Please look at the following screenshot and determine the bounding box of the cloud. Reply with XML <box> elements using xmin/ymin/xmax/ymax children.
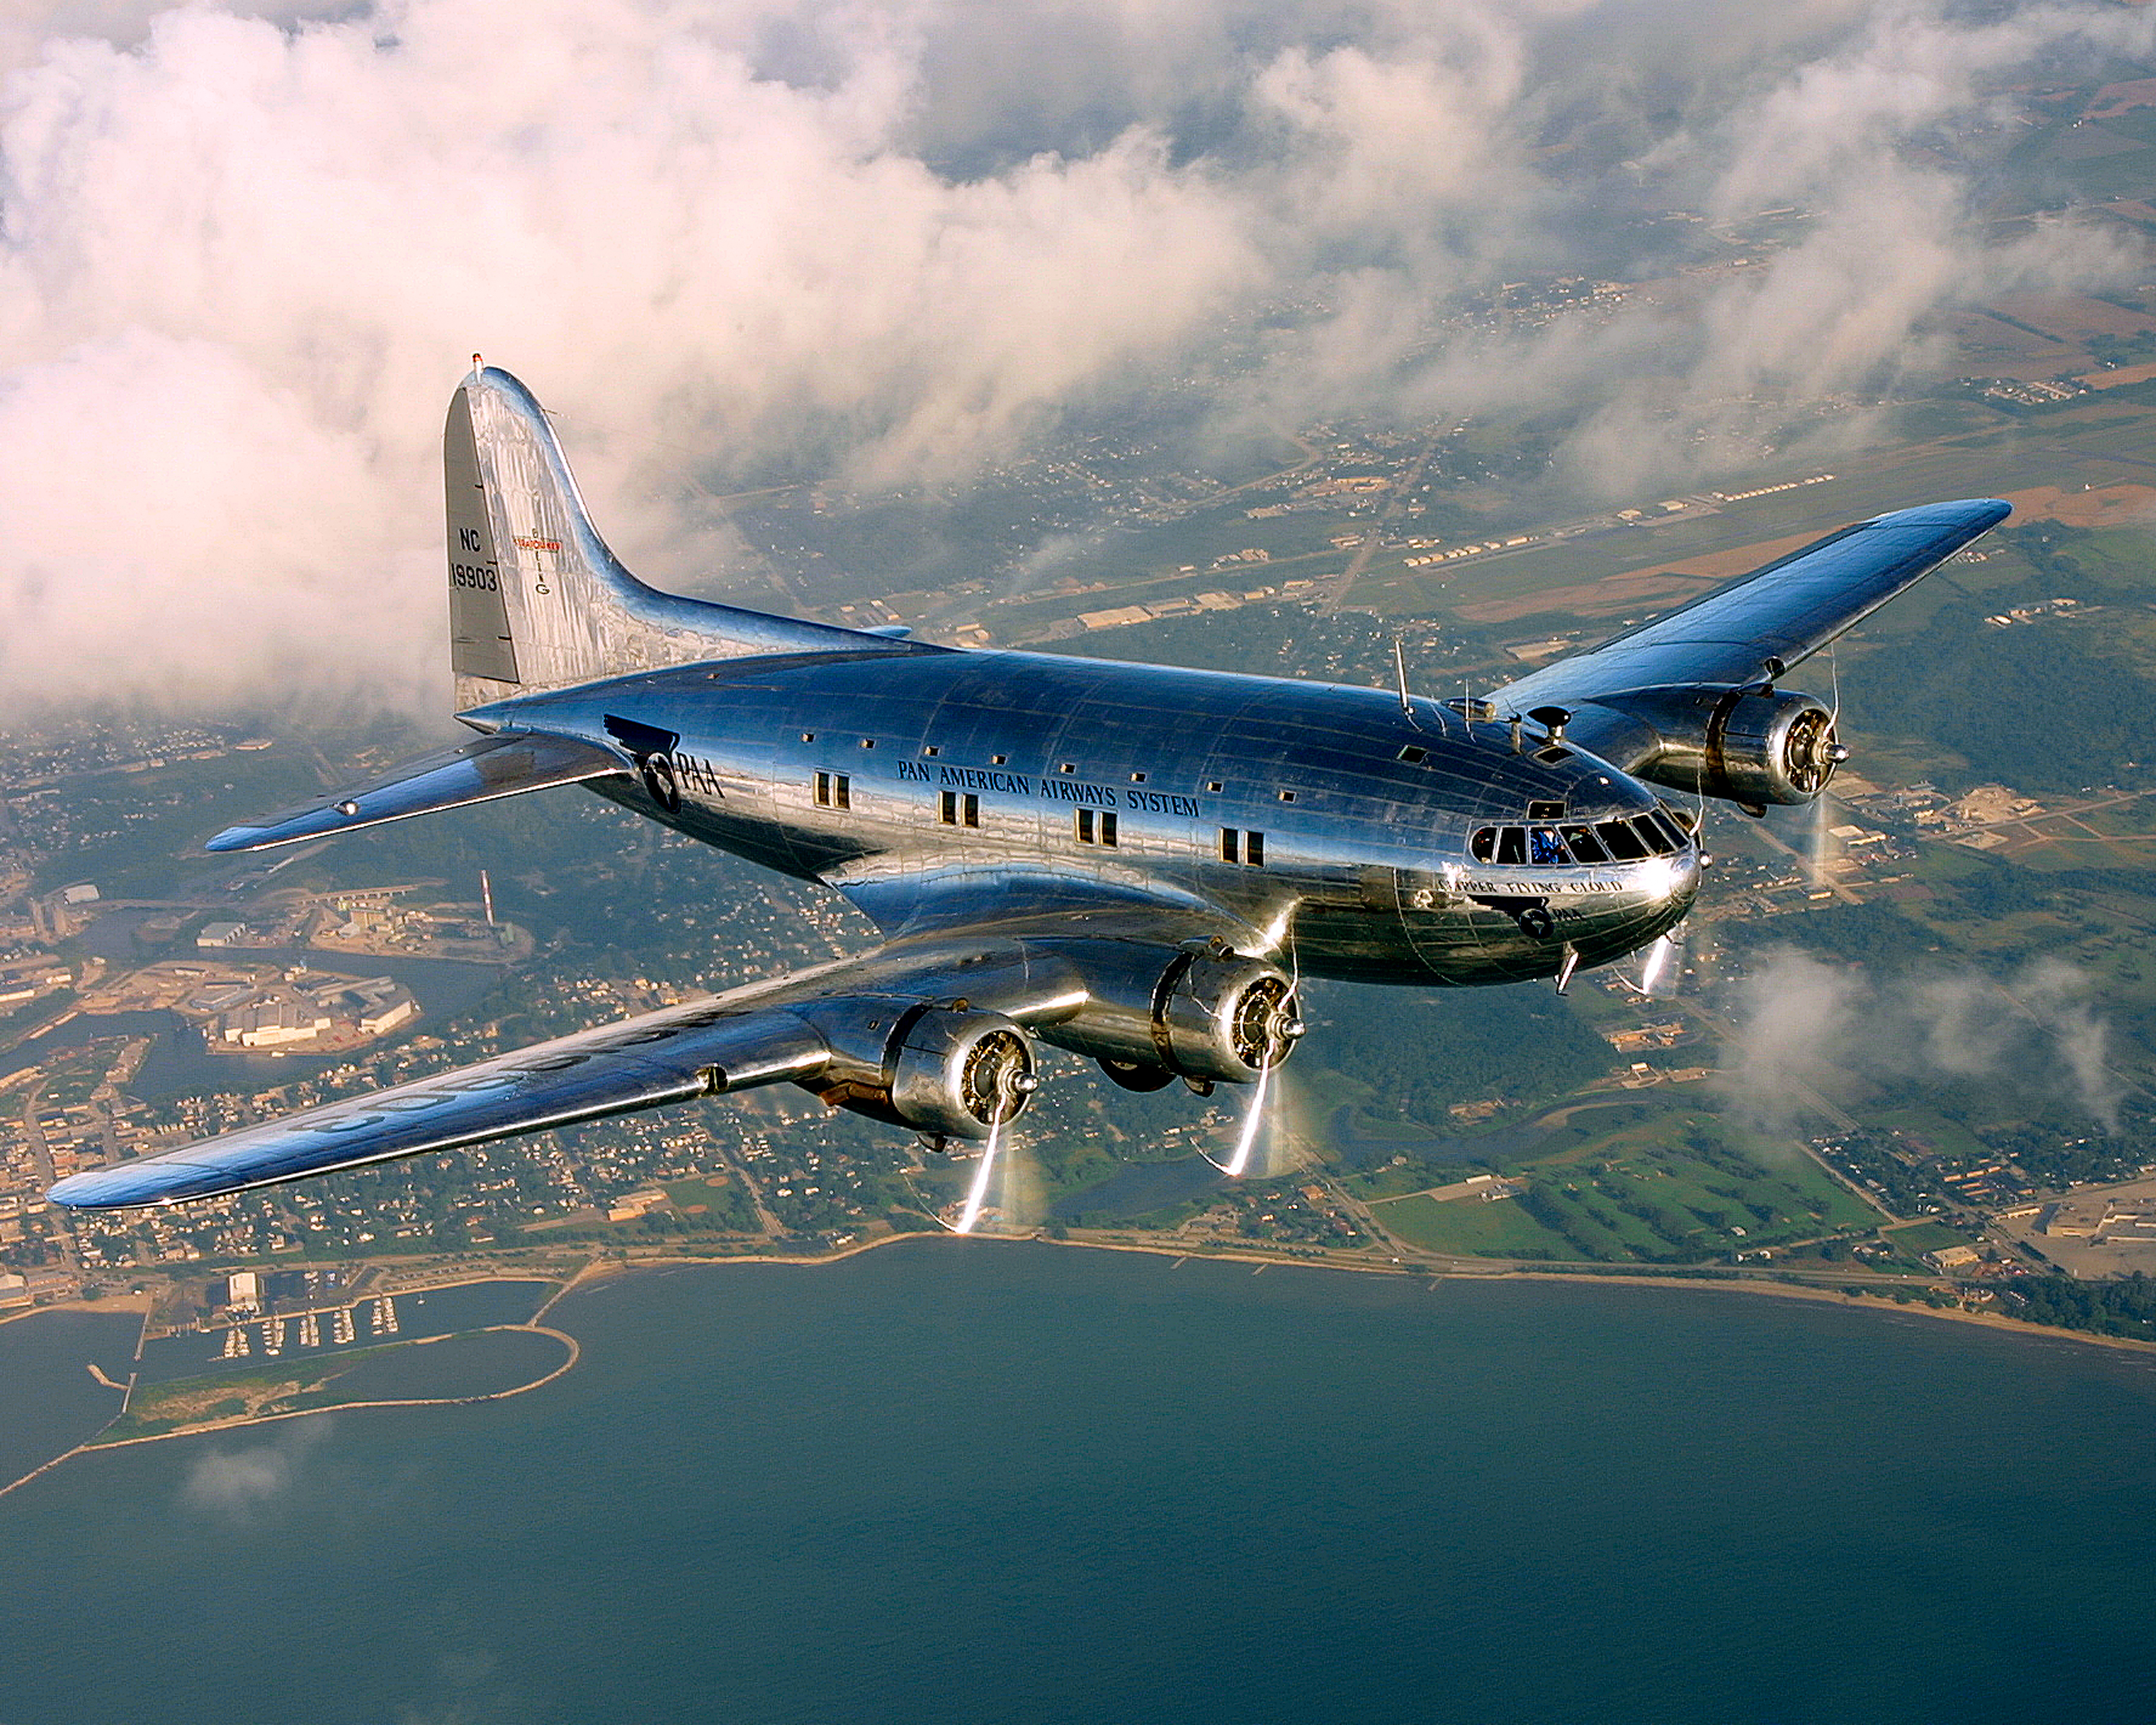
<box><xmin>180</xmin><ymin>1416</ymin><xmax>329</xmax><ymax>1513</ymax></box>
<box><xmin>0</xmin><ymin>0</ymin><xmax>2145</xmax><ymax>713</ymax></box>
<box><xmin>1722</xmin><ymin>949</ymin><xmax>2125</xmax><ymax>1133</ymax></box>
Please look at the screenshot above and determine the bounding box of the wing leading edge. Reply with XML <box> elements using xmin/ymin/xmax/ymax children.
<box><xmin>1488</xmin><ymin>498</ymin><xmax>2011</xmax><ymax>713</ymax></box>
<box><xmin>42</xmin><ymin>909</ymin><xmax>1262</xmax><ymax>1209</ymax></box>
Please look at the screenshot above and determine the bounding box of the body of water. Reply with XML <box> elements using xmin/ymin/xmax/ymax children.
<box><xmin>0</xmin><ymin>1307</ymin><xmax>140</xmax><ymax>1489</ymax></box>
<box><xmin>2</xmin><ymin>1243</ymin><xmax>2153</xmax><ymax>1723</ymax></box>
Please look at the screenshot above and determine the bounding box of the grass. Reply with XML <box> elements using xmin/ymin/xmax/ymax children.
<box><xmin>1883</xmin><ymin>1220</ymin><xmax>1975</xmax><ymax>1254</ymax></box>
<box><xmin>97</xmin><ymin>1344</ymin><xmax>404</xmax><ymax>1441</ymax></box>
<box><xmin>1377</xmin><ymin>1193</ymin><xmax>1581</xmax><ymax>1258</ymax></box>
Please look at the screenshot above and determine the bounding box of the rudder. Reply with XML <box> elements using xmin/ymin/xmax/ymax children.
<box><xmin>443</xmin><ymin>361</ymin><xmax>917</xmax><ymax>712</ymax></box>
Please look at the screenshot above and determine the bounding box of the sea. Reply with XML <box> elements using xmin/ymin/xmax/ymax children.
<box><xmin>2</xmin><ymin>1241</ymin><xmax>2153</xmax><ymax>1724</ymax></box>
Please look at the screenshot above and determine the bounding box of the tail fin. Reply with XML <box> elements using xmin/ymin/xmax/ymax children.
<box><xmin>444</xmin><ymin>364</ymin><xmax>914</xmax><ymax>710</ymax></box>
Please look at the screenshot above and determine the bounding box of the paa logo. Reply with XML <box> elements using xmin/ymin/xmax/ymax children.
<box><xmin>604</xmin><ymin>714</ymin><xmax>683</xmax><ymax>813</ymax></box>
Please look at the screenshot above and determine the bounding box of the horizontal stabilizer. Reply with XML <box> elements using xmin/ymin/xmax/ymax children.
<box><xmin>204</xmin><ymin>730</ymin><xmax>627</xmax><ymax>853</ymax></box>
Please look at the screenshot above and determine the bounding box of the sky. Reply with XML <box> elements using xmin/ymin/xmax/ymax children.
<box><xmin>0</xmin><ymin>0</ymin><xmax>2149</xmax><ymax>714</ymax></box>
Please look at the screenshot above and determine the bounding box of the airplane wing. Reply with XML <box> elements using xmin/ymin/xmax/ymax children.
<box><xmin>205</xmin><ymin>730</ymin><xmax>628</xmax><ymax>854</ymax></box>
<box><xmin>43</xmin><ymin>901</ymin><xmax>1262</xmax><ymax>1210</ymax></box>
<box><xmin>1486</xmin><ymin>499</ymin><xmax>2010</xmax><ymax>713</ymax></box>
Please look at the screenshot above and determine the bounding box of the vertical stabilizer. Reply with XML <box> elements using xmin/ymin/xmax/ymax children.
<box><xmin>444</xmin><ymin>365</ymin><xmax>923</xmax><ymax>712</ymax></box>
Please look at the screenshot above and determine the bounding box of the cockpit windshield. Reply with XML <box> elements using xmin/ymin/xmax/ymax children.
<box><xmin>1470</xmin><ymin>809</ymin><xmax>1689</xmax><ymax>866</ymax></box>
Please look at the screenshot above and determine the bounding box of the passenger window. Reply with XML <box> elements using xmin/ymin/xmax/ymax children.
<box><xmin>1529</xmin><ymin>827</ymin><xmax>1569</xmax><ymax>866</ymax></box>
<box><xmin>1598</xmin><ymin>819</ymin><xmax>1647</xmax><ymax>860</ymax></box>
<box><xmin>1496</xmin><ymin>827</ymin><xmax>1527</xmax><ymax>865</ymax></box>
<box><xmin>1649</xmin><ymin>809</ymin><xmax>1689</xmax><ymax>852</ymax></box>
<box><xmin>1560</xmin><ymin>824</ymin><xmax>1608</xmax><ymax>863</ymax></box>
<box><xmin>1471</xmin><ymin>828</ymin><xmax>1496</xmax><ymax>862</ymax></box>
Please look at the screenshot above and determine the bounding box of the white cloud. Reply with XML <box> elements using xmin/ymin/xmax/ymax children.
<box><xmin>1723</xmin><ymin>949</ymin><xmax>2125</xmax><ymax>1133</ymax></box>
<box><xmin>0</xmin><ymin>0</ymin><xmax>2144</xmax><ymax>712</ymax></box>
<box><xmin>180</xmin><ymin>1416</ymin><xmax>329</xmax><ymax>1513</ymax></box>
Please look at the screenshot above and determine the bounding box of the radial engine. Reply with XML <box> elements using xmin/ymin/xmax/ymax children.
<box><xmin>794</xmin><ymin>1001</ymin><xmax>1039</xmax><ymax>1139</ymax></box>
<box><xmin>1040</xmin><ymin>944</ymin><xmax>1306</xmax><ymax>1094</ymax></box>
<box><xmin>1554</xmin><ymin>681</ymin><xmax>1848</xmax><ymax>812</ymax></box>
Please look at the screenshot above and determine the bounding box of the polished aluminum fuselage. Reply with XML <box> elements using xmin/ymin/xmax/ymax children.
<box><xmin>468</xmin><ymin>647</ymin><xmax>1699</xmax><ymax>986</ymax></box>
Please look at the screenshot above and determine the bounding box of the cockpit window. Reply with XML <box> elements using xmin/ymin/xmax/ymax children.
<box><xmin>1560</xmin><ymin>823</ymin><xmax>1609</xmax><ymax>863</ymax></box>
<box><xmin>1645</xmin><ymin>809</ymin><xmax>1689</xmax><ymax>853</ymax></box>
<box><xmin>1471</xmin><ymin>813</ymin><xmax>1689</xmax><ymax>866</ymax></box>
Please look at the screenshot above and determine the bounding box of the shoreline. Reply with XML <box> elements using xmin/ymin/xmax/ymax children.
<box><xmin>0</xmin><ymin>1322</ymin><xmax>578</xmax><ymax>1500</ymax></box>
<box><xmin>579</xmin><ymin>1227</ymin><xmax>2156</xmax><ymax>1358</ymax></box>
<box><xmin>7</xmin><ymin>1232</ymin><xmax>2152</xmax><ymax>1501</ymax></box>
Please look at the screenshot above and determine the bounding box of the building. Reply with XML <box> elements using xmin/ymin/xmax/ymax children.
<box><xmin>195</xmin><ymin>921</ymin><xmax>248</xmax><ymax>949</ymax></box>
<box><xmin>218</xmin><ymin>999</ymin><xmax>332</xmax><ymax>1047</ymax></box>
<box><xmin>225</xmin><ymin>1271</ymin><xmax>261</xmax><ymax>1311</ymax></box>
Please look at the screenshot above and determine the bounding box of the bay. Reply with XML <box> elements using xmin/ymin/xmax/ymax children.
<box><xmin>2</xmin><ymin>1242</ymin><xmax>2153</xmax><ymax>1724</ymax></box>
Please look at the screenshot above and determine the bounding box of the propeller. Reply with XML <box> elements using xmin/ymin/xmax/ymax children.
<box><xmin>1205</xmin><ymin>937</ymin><xmax>1304</xmax><ymax>1179</ymax></box>
<box><xmin>945</xmin><ymin>1053</ymin><xmax>1034</xmax><ymax>1234</ymax></box>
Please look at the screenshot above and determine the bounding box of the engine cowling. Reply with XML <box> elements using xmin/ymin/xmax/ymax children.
<box><xmin>799</xmin><ymin>1003</ymin><xmax>1038</xmax><ymax>1140</ymax></box>
<box><xmin>1042</xmin><ymin>947</ymin><xmax>1305</xmax><ymax>1084</ymax></box>
<box><xmin>1564</xmin><ymin>684</ymin><xmax>1845</xmax><ymax>809</ymax></box>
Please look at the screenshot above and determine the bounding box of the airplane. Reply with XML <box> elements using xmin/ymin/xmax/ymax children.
<box><xmin>45</xmin><ymin>363</ymin><xmax>2009</xmax><ymax>1211</ymax></box>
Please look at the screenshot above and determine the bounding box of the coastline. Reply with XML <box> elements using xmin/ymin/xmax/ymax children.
<box><xmin>579</xmin><ymin>1226</ymin><xmax>2156</xmax><ymax>1358</ymax></box>
<box><xmin>6</xmin><ymin>1230</ymin><xmax>2151</xmax><ymax>1503</ymax></box>
<box><xmin>0</xmin><ymin>1322</ymin><xmax>578</xmax><ymax>1501</ymax></box>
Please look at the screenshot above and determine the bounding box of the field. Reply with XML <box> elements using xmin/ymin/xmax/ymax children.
<box><xmin>1375</xmin><ymin>1193</ymin><xmax>1578</xmax><ymax>1257</ymax></box>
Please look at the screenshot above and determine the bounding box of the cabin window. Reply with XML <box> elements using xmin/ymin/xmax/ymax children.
<box><xmin>990</xmin><ymin>755</ymin><xmax>1007</xmax><ymax>765</ymax></box>
<box><xmin>944</xmin><ymin>791</ymin><xmax>979</xmax><ymax>827</ymax></box>
<box><xmin>1207</xmin><ymin>780</ymin><xmax>1224</xmax><ymax>793</ymax></box>
<box><xmin>1131</xmin><ymin>772</ymin><xmax>1147</xmax><ymax>784</ymax></box>
<box><xmin>1220</xmin><ymin>828</ymin><xmax>1239</xmax><ymax>864</ymax></box>
<box><xmin>1278</xmin><ymin>790</ymin><xmax>1297</xmax><ymax>803</ymax></box>
<box><xmin>1495</xmin><ymin>827</ymin><xmax>1527</xmax><ymax>866</ymax></box>
<box><xmin>963</xmin><ymin>793</ymin><xmax>980</xmax><ymax>827</ymax></box>
<box><xmin>1529</xmin><ymin>827</ymin><xmax>1568</xmax><ymax>865</ymax></box>
<box><xmin>923</xmin><ymin>745</ymin><xmax>941</xmax><ymax>758</ymax></box>
<box><xmin>1246</xmin><ymin>830</ymin><xmax>1265</xmax><ymax>867</ymax></box>
<box><xmin>1527</xmin><ymin>801</ymin><xmax>1565</xmax><ymax>821</ymax></box>
<box><xmin>815</xmin><ymin>772</ymin><xmax>851</xmax><ymax>810</ymax></box>
<box><xmin>860</xmin><ymin>738</ymin><xmax>875</xmax><ymax>749</ymax></box>
<box><xmin>941</xmin><ymin>790</ymin><xmax>958</xmax><ymax>825</ymax></box>
<box><xmin>1060</xmin><ymin>763</ymin><xmax>1076</xmax><ymax>774</ymax></box>
<box><xmin>1471</xmin><ymin>827</ymin><xmax>1496</xmax><ymax>862</ymax></box>
<box><xmin>1397</xmin><ymin>745</ymin><xmax>1427</xmax><ymax>764</ymax></box>
<box><xmin>1077</xmin><ymin>810</ymin><xmax>1119</xmax><ymax>846</ymax></box>
<box><xmin>801</xmin><ymin>732</ymin><xmax>815</xmax><ymax>743</ymax></box>
<box><xmin>1598</xmin><ymin>819</ymin><xmax>1649</xmax><ymax>861</ymax></box>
